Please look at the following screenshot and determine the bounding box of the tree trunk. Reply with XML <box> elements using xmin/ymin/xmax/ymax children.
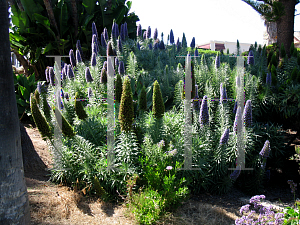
<box><xmin>70</xmin><ymin>0</ymin><xmax>78</xmax><ymax>37</ymax></box>
<box><xmin>12</xmin><ymin>48</ymin><xmax>31</xmax><ymax>77</ymax></box>
<box><xmin>277</xmin><ymin>0</ymin><xmax>297</xmax><ymax>57</ymax></box>
<box><xmin>43</xmin><ymin>0</ymin><xmax>60</xmax><ymax>39</ymax></box>
<box><xmin>0</xmin><ymin>1</ymin><xmax>30</xmax><ymax>224</ymax></box>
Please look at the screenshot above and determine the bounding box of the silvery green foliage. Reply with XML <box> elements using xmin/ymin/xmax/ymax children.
<box><xmin>199</xmin><ymin>95</ymin><xmax>209</xmax><ymax>126</ymax></box>
<box><xmin>146</xmin><ymin>26</ymin><xmax>151</xmax><ymax>39</ymax></box>
<box><xmin>76</xmin><ymin>40</ymin><xmax>83</xmax><ymax>59</ymax></box>
<box><xmin>76</xmin><ymin>49</ymin><xmax>82</xmax><ymax>63</ymax></box>
<box><xmin>190</xmin><ymin>37</ymin><xmax>195</xmax><ymax>48</ymax></box>
<box><xmin>247</xmin><ymin>50</ymin><xmax>254</xmax><ymax>65</ymax></box>
<box><xmin>85</xmin><ymin>67</ymin><xmax>93</xmax><ymax>82</ymax></box>
<box><xmin>67</xmin><ymin>64</ymin><xmax>74</xmax><ymax>79</ymax></box>
<box><xmin>243</xmin><ymin>100</ymin><xmax>252</xmax><ymax>127</ymax></box>
<box><xmin>259</xmin><ymin>140</ymin><xmax>271</xmax><ymax>158</ymax></box>
<box><xmin>220</xmin><ymin>128</ymin><xmax>230</xmax><ymax>145</ymax></box>
<box><xmin>215</xmin><ymin>54</ymin><xmax>220</xmax><ymax>68</ymax></box>
<box><xmin>266</xmin><ymin>72</ymin><xmax>272</xmax><ymax>86</ymax></box>
<box><xmin>91</xmin><ymin>52</ymin><xmax>97</xmax><ymax>67</ymax></box>
<box><xmin>49</xmin><ymin>67</ymin><xmax>55</xmax><ymax>86</ymax></box>
<box><xmin>69</xmin><ymin>49</ymin><xmax>76</xmax><ymax>68</ymax></box>
<box><xmin>153</xmin><ymin>28</ymin><xmax>158</xmax><ymax>40</ymax></box>
<box><xmin>170</xmin><ymin>29</ymin><xmax>174</xmax><ymax>44</ymax></box>
<box><xmin>137</xmin><ymin>24</ymin><xmax>142</xmax><ymax>37</ymax></box>
<box><xmin>118</xmin><ymin>61</ymin><xmax>125</xmax><ymax>75</ymax></box>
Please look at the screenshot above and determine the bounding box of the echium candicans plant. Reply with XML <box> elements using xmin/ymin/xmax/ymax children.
<box><xmin>234</xmin><ymin>106</ymin><xmax>242</xmax><ymax>134</ymax></box>
<box><xmin>76</xmin><ymin>49</ymin><xmax>82</xmax><ymax>64</ymax></box>
<box><xmin>101</xmin><ymin>33</ymin><xmax>107</xmax><ymax>48</ymax></box>
<box><xmin>120</xmin><ymin>24</ymin><xmax>125</xmax><ymax>41</ymax></box>
<box><xmin>193</xmin><ymin>84</ymin><xmax>200</xmax><ymax>111</ymax></box>
<box><xmin>100</xmin><ymin>68</ymin><xmax>107</xmax><ymax>84</ymax></box>
<box><xmin>45</xmin><ymin>67</ymin><xmax>49</xmax><ymax>82</ymax></box>
<box><xmin>138</xmin><ymin>85</ymin><xmax>147</xmax><ymax>111</ymax></box>
<box><xmin>159</xmin><ymin>40</ymin><xmax>165</xmax><ymax>50</ymax></box>
<box><xmin>220</xmin><ymin>128</ymin><xmax>230</xmax><ymax>145</ymax></box>
<box><xmin>117</xmin><ymin>36</ymin><xmax>122</xmax><ymax>52</ymax></box>
<box><xmin>137</xmin><ymin>42</ymin><xmax>140</xmax><ymax>50</ymax></box>
<box><xmin>124</xmin><ymin>22</ymin><xmax>128</xmax><ymax>37</ymax></box>
<box><xmin>154</xmin><ymin>42</ymin><xmax>159</xmax><ymax>50</ymax></box>
<box><xmin>91</xmin><ymin>52</ymin><xmax>97</xmax><ymax>67</ymax></box>
<box><xmin>247</xmin><ymin>50</ymin><xmax>254</xmax><ymax>65</ymax></box>
<box><xmin>190</xmin><ymin>37</ymin><xmax>195</xmax><ymax>48</ymax></box>
<box><xmin>153</xmin><ymin>28</ymin><xmax>158</xmax><ymax>40</ymax></box>
<box><xmin>146</xmin><ymin>26</ymin><xmax>151</xmax><ymax>39</ymax></box>
<box><xmin>259</xmin><ymin>140</ymin><xmax>271</xmax><ymax>158</ymax></box>
<box><xmin>148</xmin><ymin>43</ymin><xmax>152</xmax><ymax>50</ymax></box>
<box><xmin>137</xmin><ymin>24</ymin><xmax>142</xmax><ymax>37</ymax></box>
<box><xmin>194</xmin><ymin>49</ymin><xmax>198</xmax><ymax>56</ymax></box>
<box><xmin>118</xmin><ymin>61</ymin><xmax>125</xmax><ymax>75</ymax></box>
<box><xmin>152</xmin><ymin>80</ymin><xmax>165</xmax><ymax>118</ymax></box>
<box><xmin>103</xmin><ymin>61</ymin><xmax>107</xmax><ymax>71</ymax></box>
<box><xmin>85</xmin><ymin>67</ymin><xmax>93</xmax><ymax>82</ymax></box>
<box><xmin>92</xmin><ymin>34</ymin><xmax>98</xmax><ymax>55</ymax></box>
<box><xmin>220</xmin><ymin>82</ymin><xmax>227</xmax><ymax>103</ymax></box>
<box><xmin>215</xmin><ymin>54</ymin><xmax>220</xmax><ymax>68</ymax></box>
<box><xmin>182</xmin><ymin>33</ymin><xmax>187</xmax><ymax>48</ymax></box>
<box><xmin>92</xmin><ymin>21</ymin><xmax>99</xmax><ymax>40</ymax></box>
<box><xmin>107</xmin><ymin>41</ymin><xmax>115</xmax><ymax>56</ymax></box>
<box><xmin>49</xmin><ymin>67</ymin><xmax>55</xmax><ymax>86</ymax></box>
<box><xmin>199</xmin><ymin>95</ymin><xmax>209</xmax><ymax>126</ymax></box>
<box><xmin>103</xmin><ymin>27</ymin><xmax>109</xmax><ymax>41</ymax></box>
<box><xmin>113</xmin><ymin>21</ymin><xmax>119</xmax><ymax>39</ymax></box>
<box><xmin>118</xmin><ymin>76</ymin><xmax>134</xmax><ymax>132</ymax></box>
<box><xmin>67</xmin><ymin>65</ymin><xmax>75</xmax><ymax>79</ymax></box>
<box><xmin>143</xmin><ymin>31</ymin><xmax>146</xmax><ymax>39</ymax></box>
<box><xmin>76</xmin><ymin>40</ymin><xmax>83</xmax><ymax>60</ymax></box>
<box><xmin>69</xmin><ymin>49</ymin><xmax>76</xmax><ymax>68</ymax></box>
<box><xmin>115</xmin><ymin>57</ymin><xmax>119</xmax><ymax>68</ymax></box>
<box><xmin>170</xmin><ymin>29</ymin><xmax>174</xmax><ymax>44</ymax></box>
<box><xmin>243</xmin><ymin>100</ymin><xmax>252</xmax><ymax>127</ymax></box>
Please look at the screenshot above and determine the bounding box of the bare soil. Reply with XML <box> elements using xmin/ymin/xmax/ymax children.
<box><xmin>23</xmin><ymin>123</ymin><xmax>300</xmax><ymax>225</ymax></box>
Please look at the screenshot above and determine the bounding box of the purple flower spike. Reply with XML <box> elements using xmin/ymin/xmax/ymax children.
<box><xmin>259</xmin><ymin>140</ymin><xmax>271</xmax><ymax>158</ymax></box>
<box><xmin>199</xmin><ymin>95</ymin><xmax>209</xmax><ymax>126</ymax></box>
<box><xmin>92</xmin><ymin>22</ymin><xmax>98</xmax><ymax>39</ymax></box>
<box><xmin>159</xmin><ymin>40</ymin><xmax>165</xmax><ymax>50</ymax></box>
<box><xmin>118</xmin><ymin>61</ymin><xmax>125</xmax><ymax>75</ymax></box>
<box><xmin>194</xmin><ymin>49</ymin><xmax>198</xmax><ymax>56</ymax></box>
<box><xmin>154</xmin><ymin>42</ymin><xmax>159</xmax><ymax>50</ymax></box>
<box><xmin>69</xmin><ymin>49</ymin><xmax>76</xmax><ymax>68</ymax></box>
<box><xmin>37</xmin><ymin>82</ymin><xmax>42</xmax><ymax>94</ymax></box>
<box><xmin>220</xmin><ymin>83</ymin><xmax>227</xmax><ymax>103</ymax></box>
<box><xmin>92</xmin><ymin>34</ymin><xmax>98</xmax><ymax>55</ymax></box>
<box><xmin>49</xmin><ymin>67</ymin><xmax>55</xmax><ymax>86</ymax></box>
<box><xmin>230</xmin><ymin>165</ymin><xmax>241</xmax><ymax>181</ymax></box>
<box><xmin>76</xmin><ymin>40</ymin><xmax>83</xmax><ymax>60</ymax></box>
<box><xmin>247</xmin><ymin>50</ymin><xmax>254</xmax><ymax>65</ymax></box>
<box><xmin>153</xmin><ymin>28</ymin><xmax>158</xmax><ymax>40</ymax></box>
<box><xmin>114</xmin><ymin>22</ymin><xmax>119</xmax><ymax>39</ymax></box>
<box><xmin>101</xmin><ymin>33</ymin><xmax>107</xmax><ymax>48</ymax></box>
<box><xmin>88</xmin><ymin>87</ymin><xmax>93</xmax><ymax>99</ymax></box>
<box><xmin>147</xmin><ymin>26</ymin><xmax>151</xmax><ymax>39</ymax></box>
<box><xmin>117</xmin><ymin>36</ymin><xmax>122</xmax><ymax>52</ymax></box>
<box><xmin>143</xmin><ymin>31</ymin><xmax>146</xmax><ymax>39</ymax></box>
<box><xmin>266</xmin><ymin>72</ymin><xmax>272</xmax><ymax>86</ymax></box>
<box><xmin>76</xmin><ymin>49</ymin><xmax>82</xmax><ymax>63</ymax></box>
<box><xmin>243</xmin><ymin>100</ymin><xmax>252</xmax><ymax>127</ymax></box>
<box><xmin>215</xmin><ymin>54</ymin><xmax>220</xmax><ymax>68</ymax></box>
<box><xmin>67</xmin><ymin>64</ymin><xmax>74</xmax><ymax>79</ymax></box>
<box><xmin>170</xmin><ymin>29</ymin><xmax>174</xmax><ymax>44</ymax></box>
<box><xmin>137</xmin><ymin>24</ymin><xmax>142</xmax><ymax>37</ymax></box>
<box><xmin>220</xmin><ymin>128</ymin><xmax>230</xmax><ymax>145</ymax></box>
<box><xmin>176</xmin><ymin>38</ymin><xmax>181</xmax><ymax>51</ymax></box>
<box><xmin>124</xmin><ymin>22</ymin><xmax>128</xmax><ymax>37</ymax></box>
<box><xmin>103</xmin><ymin>61</ymin><xmax>107</xmax><ymax>71</ymax></box>
<box><xmin>103</xmin><ymin>27</ymin><xmax>109</xmax><ymax>40</ymax></box>
<box><xmin>149</xmin><ymin>43</ymin><xmax>153</xmax><ymax>50</ymax></box>
<box><xmin>190</xmin><ymin>37</ymin><xmax>195</xmax><ymax>48</ymax></box>
<box><xmin>115</xmin><ymin>57</ymin><xmax>119</xmax><ymax>69</ymax></box>
<box><xmin>137</xmin><ymin>42</ymin><xmax>140</xmax><ymax>50</ymax></box>
<box><xmin>85</xmin><ymin>67</ymin><xmax>93</xmax><ymax>82</ymax></box>
<box><xmin>91</xmin><ymin>52</ymin><xmax>97</xmax><ymax>67</ymax></box>
<box><xmin>120</xmin><ymin>24</ymin><xmax>125</xmax><ymax>41</ymax></box>
<box><xmin>234</xmin><ymin>106</ymin><xmax>242</xmax><ymax>133</ymax></box>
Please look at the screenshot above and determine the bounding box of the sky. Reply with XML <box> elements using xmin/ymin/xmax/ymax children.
<box><xmin>129</xmin><ymin>0</ymin><xmax>300</xmax><ymax>46</ymax></box>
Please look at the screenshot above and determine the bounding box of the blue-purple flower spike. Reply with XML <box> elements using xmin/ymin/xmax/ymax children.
<box><xmin>120</xmin><ymin>24</ymin><xmax>125</xmax><ymax>41</ymax></box>
<box><xmin>190</xmin><ymin>37</ymin><xmax>195</xmax><ymax>48</ymax></box>
<box><xmin>147</xmin><ymin>26</ymin><xmax>151</xmax><ymax>39</ymax></box>
<box><xmin>199</xmin><ymin>95</ymin><xmax>209</xmax><ymax>126</ymax></box>
<box><xmin>154</xmin><ymin>42</ymin><xmax>159</xmax><ymax>50</ymax></box>
<box><xmin>92</xmin><ymin>34</ymin><xmax>98</xmax><ymax>55</ymax></box>
<box><xmin>266</xmin><ymin>72</ymin><xmax>272</xmax><ymax>86</ymax></box>
<box><xmin>101</xmin><ymin>33</ymin><xmax>107</xmax><ymax>49</ymax></box>
<box><xmin>149</xmin><ymin>43</ymin><xmax>153</xmax><ymax>50</ymax></box>
<box><xmin>67</xmin><ymin>65</ymin><xmax>74</xmax><ymax>79</ymax></box>
<box><xmin>176</xmin><ymin>38</ymin><xmax>181</xmax><ymax>51</ymax></box>
<box><xmin>153</xmin><ymin>28</ymin><xmax>158</xmax><ymax>40</ymax></box>
<box><xmin>49</xmin><ymin>67</ymin><xmax>55</xmax><ymax>86</ymax></box>
<box><xmin>117</xmin><ymin>36</ymin><xmax>122</xmax><ymax>52</ymax></box>
<box><xmin>220</xmin><ymin>83</ymin><xmax>227</xmax><ymax>103</ymax></box>
<box><xmin>62</xmin><ymin>66</ymin><xmax>66</xmax><ymax>80</ymax></box>
<box><xmin>118</xmin><ymin>61</ymin><xmax>125</xmax><ymax>75</ymax></box>
<box><xmin>124</xmin><ymin>22</ymin><xmax>128</xmax><ymax>37</ymax></box>
<box><xmin>220</xmin><ymin>128</ymin><xmax>230</xmax><ymax>145</ymax></box>
<box><xmin>247</xmin><ymin>50</ymin><xmax>254</xmax><ymax>65</ymax></box>
<box><xmin>85</xmin><ymin>67</ymin><xmax>93</xmax><ymax>82</ymax></box>
<box><xmin>159</xmin><ymin>40</ymin><xmax>165</xmax><ymax>50</ymax></box>
<box><xmin>69</xmin><ymin>49</ymin><xmax>76</xmax><ymax>68</ymax></box>
<box><xmin>194</xmin><ymin>49</ymin><xmax>198</xmax><ymax>56</ymax></box>
<box><xmin>114</xmin><ymin>22</ymin><xmax>119</xmax><ymax>39</ymax></box>
<box><xmin>92</xmin><ymin>22</ymin><xmax>98</xmax><ymax>39</ymax></box>
<box><xmin>137</xmin><ymin>42</ymin><xmax>140</xmax><ymax>50</ymax></box>
<box><xmin>215</xmin><ymin>54</ymin><xmax>220</xmax><ymax>68</ymax></box>
<box><xmin>137</xmin><ymin>24</ymin><xmax>142</xmax><ymax>37</ymax></box>
<box><xmin>259</xmin><ymin>140</ymin><xmax>271</xmax><ymax>158</ymax></box>
<box><xmin>234</xmin><ymin>106</ymin><xmax>242</xmax><ymax>133</ymax></box>
<box><xmin>170</xmin><ymin>29</ymin><xmax>174</xmax><ymax>44</ymax></box>
<box><xmin>103</xmin><ymin>27</ymin><xmax>109</xmax><ymax>40</ymax></box>
<box><xmin>143</xmin><ymin>31</ymin><xmax>146</xmax><ymax>39</ymax></box>
<box><xmin>76</xmin><ymin>49</ymin><xmax>82</xmax><ymax>63</ymax></box>
<box><xmin>76</xmin><ymin>40</ymin><xmax>83</xmax><ymax>59</ymax></box>
<box><xmin>91</xmin><ymin>52</ymin><xmax>97</xmax><ymax>67</ymax></box>
<box><xmin>243</xmin><ymin>100</ymin><xmax>252</xmax><ymax>127</ymax></box>
<box><xmin>115</xmin><ymin>57</ymin><xmax>119</xmax><ymax>68</ymax></box>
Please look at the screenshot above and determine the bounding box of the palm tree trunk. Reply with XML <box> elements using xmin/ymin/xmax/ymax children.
<box><xmin>43</xmin><ymin>0</ymin><xmax>60</xmax><ymax>39</ymax></box>
<box><xmin>277</xmin><ymin>0</ymin><xmax>297</xmax><ymax>57</ymax></box>
<box><xmin>0</xmin><ymin>1</ymin><xmax>30</xmax><ymax>224</ymax></box>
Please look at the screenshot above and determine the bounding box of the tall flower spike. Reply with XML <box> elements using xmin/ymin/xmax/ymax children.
<box><xmin>243</xmin><ymin>100</ymin><xmax>252</xmax><ymax>127</ymax></box>
<box><xmin>153</xmin><ymin>28</ymin><xmax>158</xmax><ymax>40</ymax></box>
<box><xmin>143</xmin><ymin>31</ymin><xmax>146</xmax><ymax>39</ymax></box>
<box><xmin>76</xmin><ymin>49</ymin><xmax>82</xmax><ymax>63</ymax></box>
<box><xmin>91</xmin><ymin>52</ymin><xmax>97</xmax><ymax>67</ymax></box>
<box><xmin>67</xmin><ymin>64</ymin><xmax>74</xmax><ymax>79</ymax></box>
<box><xmin>190</xmin><ymin>37</ymin><xmax>195</xmax><ymax>48</ymax></box>
<box><xmin>159</xmin><ymin>40</ymin><xmax>165</xmax><ymax>50</ymax></box>
<box><xmin>120</xmin><ymin>24</ymin><xmax>125</xmax><ymax>41</ymax></box>
<box><xmin>103</xmin><ymin>27</ymin><xmax>109</xmax><ymax>40</ymax></box>
<box><xmin>124</xmin><ymin>22</ymin><xmax>128</xmax><ymax>37</ymax></box>
<box><xmin>114</xmin><ymin>22</ymin><xmax>119</xmax><ymax>39</ymax></box>
<box><xmin>117</xmin><ymin>36</ymin><xmax>122</xmax><ymax>52</ymax></box>
<box><xmin>176</xmin><ymin>38</ymin><xmax>181</xmax><ymax>51</ymax></box>
<box><xmin>199</xmin><ymin>95</ymin><xmax>209</xmax><ymax>126</ymax></box>
<box><xmin>230</xmin><ymin>165</ymin><xmax>241</xmax><ymax>181</ymax></box>
<box><xmin>115</xmin><ymin>57</ymin><xmax>119</xmax><ymax>69</ymax></box>
<box><xmin>234</xmin><ymin>106</ymin><xmax>242</xmax><ymax>133</ymax></box>
<box><xmin>247</xmin><ymin>50</ymin><xmax>254</xmax><ymax>65</ymax></box>
<box><xmin>215</xmin><ymin>54</ymin><xmax>220</xmax><ymax>68</ymax></box>
<box><xmin>170</xmin><ymin>29</ymin><xmax>174</xmax><ymax>44</ymax></box>
<box><xmin>118</xmin><ymin>61</ymin><xmax>125</xmax><ymax>75</ymax></box>
<box><xmin>92</xmin><ymin>34</ymin><xmax>98</xmax><ymax>55</ymax></box>
<box><xmin>62</xmin><ymin>67</ymin><xmax>66</xmax><ymax>80</ymax></box>
<box><xmin>76</xmin><ymin>40</ymin><xmax>83</xmax><ymax>59</ymax></box>
<box><xmin>220</xmin><ymin>128</ymin><xmax>230</xmax><ymax>145</ymax></box>
<box><xmin>49</xmin><ymin>67</ymin><xmax>55</xmax><ymax>86</ymax></box>
<box><xmin>266</xmin><ymin>72</ymin><xmax>272</xmax><ymax>86</ymax></box>
<box><xmin>69</xmin><ymin>49</ymin><xmax>76</xmax><ymax>68</ymax></box>
<box><xmin>149</xmin><ymin>43</ymin><xmax>153</xmax><ymax>50</ymax></box>
<box><xmin>194</xmin><ymin>49</ymin><xmax>198</xmax><ymax>56</ymax></box>
<box><xmin>137</xmin><ymin>24</ymin><xmax>142</xmax><ymax>37</ymax></box>
<box><xmin>137</xmin><ymin>42</ymin><xmax>140</xmax><ymax>50</ymax></box>
<box><xmin>259</xmin><ymin>140</ymin><xmax>271</xmax><ymax>158</ymax></box>
<box><xmin>103</xmin><ymin>61</ymin><xmax>107</xmax><ymax>71</ymax></box>
<box><xmin>154</xmin><ymin>42</ymin><xmax>159</xmax><ymax>50</ymax></box>
<box><xmin>85</xmin><ymin>67</ymin><xmax>93</xmax><ymax>82</ymax></box>
<box><xmin>220</xmin><ymin>83</ymin><xmax>227</xmax><ymax>103</ymax></box>
<box><xmin>100</xmin><ymin>67</ymin><xmax>107</xmax><ymax>84</ymax></box>
<box><xmin>92</xmin><ymin>22</ymin><xmax>98</xmax><ymax>39</ymax></box>
<box><xmin>147</xmin><ymin>26</ymin><xmax>151</xmax><ymax>39</ymax></box>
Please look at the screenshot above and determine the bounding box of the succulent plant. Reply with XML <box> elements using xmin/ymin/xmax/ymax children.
<box><xmin>85</xmin><ymin>67</ymin><xmax>93</xmax><ymax>82</ymax></box>
<box><xmin>247</xmin><ymin>50</ymin><xmax>254</xmax><ymax>65</ymax></box>
<box><xmin>76</xmin><ymin>49</ymin><xmax>82</xmax><ymax>63</ymax></box>
<box><xmin>152</xmin><ymin>80</ymin><xmax>165</xmax><ymax>118</ymax></box>
<box><xmin>199</xmin><ymin>95</ymin><xmax>209</xmax><ymax>126</ymax></box>
<box><xmin>91</xmin><ymin>52</ymin><xmax>97</xmax><ymax>67</ymax></box>
<box><xmin>69</xmin><ymin>49</ymin><xmax>76</xmax><ymax>68</ymax></box>
<box><xmin>170</xmin><ymin>29</ymin><xmax>174</xmax><ymax>44</ymax></box>
<box><xmin>243</xmin><ymin>100</ymin><xmax>252</xmax><ymax>127</ymax></box>
<box><xmin>118</xmin><ymin>61</ymin><xmax>125</xmax><ymax>75</ymax></box>
<box><xmin>146</xmin><ymin>26</ymin><xmax>151</xmax><ymax>39</ymax></box>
